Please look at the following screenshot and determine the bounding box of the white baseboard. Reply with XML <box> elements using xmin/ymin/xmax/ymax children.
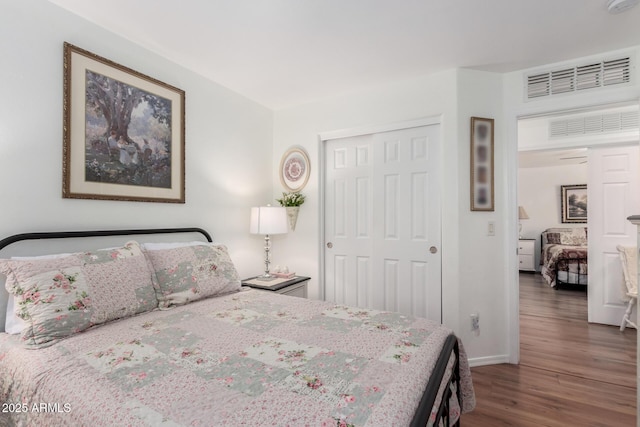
<box><xmin>468</xmin><ymin>354</ymin><xmax>511</xmax><ymax>368</ymax></box>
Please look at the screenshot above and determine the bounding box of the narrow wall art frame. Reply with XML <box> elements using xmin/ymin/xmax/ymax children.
<box><xmin>470</xmin><ymin>117</ymin><xmax>495</xmax><ymax>211</ymax></box>
<box><xmin>62</xmin><ymin>42</ymin><xmax>185</xmax><ymax>203</ymax></box>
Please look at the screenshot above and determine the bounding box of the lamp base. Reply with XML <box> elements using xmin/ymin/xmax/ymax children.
<box><xmin>257</xmin><ymin>234</ymin><xmax>275</xmax><ymax>281</ymax></box>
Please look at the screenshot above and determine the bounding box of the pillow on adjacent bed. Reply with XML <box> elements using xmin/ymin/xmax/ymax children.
<box><xmin>143</xmin><ymin>243</ymin><xmax>241</xmax><ymax>308</ymax></box>
<box><xmin>545</xmin><ymin>232</ymin><xmax>561</xmax><ymax>244</ymax></box>
<box><xmin>559</xmin><ymin>228</ymin><xmax>587</xmax><ymax>246</ymax></box>
<box><xmin>0</xmin><ymin>241</ymin><xmax>158</xmax><ymax>348</ymax></box>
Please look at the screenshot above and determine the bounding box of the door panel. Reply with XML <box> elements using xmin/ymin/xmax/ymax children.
<box><xmin>324</xmin><ymin>125</ymin><xmax>442</xmax><ymax>321</ymax></box>
<box><xmin>588</xmin><ymin>145</ymin><xmax>640</xmax><ymax>325</ymax></box>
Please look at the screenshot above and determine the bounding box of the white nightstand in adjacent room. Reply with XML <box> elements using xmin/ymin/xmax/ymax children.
<box><xmin>518</xmin><ymin>239</ymin><xmax>536</xmax><ymax>272</ymax></box>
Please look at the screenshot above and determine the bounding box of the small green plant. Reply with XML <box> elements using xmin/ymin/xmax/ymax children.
<box><xmin>276</xmin><ymin>192</ymin><xmax>305</xmax><ymax>207</ymax></box>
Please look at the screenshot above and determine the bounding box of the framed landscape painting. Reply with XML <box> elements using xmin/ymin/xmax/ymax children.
<box><xmin>561</xmin><ymin>184</ymin><xmax>587</xmax><ymax>223</ymax></box>
<box><xmin>62</xmin><ymin>42</ymin><xmax>185</xmax><ymax>203</ymax></box>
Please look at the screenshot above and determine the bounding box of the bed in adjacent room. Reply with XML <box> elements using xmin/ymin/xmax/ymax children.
<box><xmin>540</xmin><ymin>227</ymin><xmax>588</xmax><ymax>288</ymax></box>
<box><xmin>0</xmin><ymin>227</ymin><xmax>474</xmax><ymax>426</ymax></box>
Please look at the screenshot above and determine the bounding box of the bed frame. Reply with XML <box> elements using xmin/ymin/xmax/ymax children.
<box><xmin>0</xmin><ymin>227</ymin><xmax>213</xmax><ymax>250</ymax></box>
<box><xmin>0</xmin><ymin>227</ymin><xmax>463</xmax><ymax>426</ymax></box>
<box><xmin>540</xmin><ymin>228</ymin><xmax>588</xmax><ymax>289</ymax></box>
<box><xmin>555</xmin><ymin>258</ymin><xmax>588</xmax><ymax>288</ymax></box>
<box><xmin>412</xmin><ymin>333</ymin><xmax>462</xmax><ymax>427</ymax></box>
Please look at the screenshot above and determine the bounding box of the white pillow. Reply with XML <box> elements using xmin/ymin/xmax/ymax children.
<box><xmin>4</xmin><ymin>252</ymin><xmax>72</xmax><ymax>334</ymax></box>
<box><xmin>5</xmin><ymin>296</ymin><xmax>26</xmax><ymax>334</ymax></box>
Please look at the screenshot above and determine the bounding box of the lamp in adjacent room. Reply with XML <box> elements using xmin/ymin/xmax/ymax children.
<box><xmin>518</xmin><ymin>206</ymin><xmax>530</xmax><ymax>239</ymax></box>
<box><xmin>250</xmin><ymin>205</ymin><xmax>288</xmax><ymax>280</ymax></box>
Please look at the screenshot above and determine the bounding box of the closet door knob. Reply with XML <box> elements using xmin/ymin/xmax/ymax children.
<box><xmin>429</xmin><ymin>246</ymin><xmax>438</xmax><ymax>254</ymax></box>
<box><xmin>326</xmin><ymin>242</ymin><xmax>333</xmax><ymax>249</ymax></box>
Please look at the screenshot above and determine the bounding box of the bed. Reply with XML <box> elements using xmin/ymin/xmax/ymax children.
<box><xmin>540</xmin><ymin>227</ymin><xmax>588</xmax><ymax>288</ymax></box>
<box><xmin>0</xmin><ymin>227</ymin><xmax>474</xmax><ymax>426</ymax></box>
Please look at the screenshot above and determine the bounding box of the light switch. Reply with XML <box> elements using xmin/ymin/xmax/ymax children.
<box><xmin>488</xmin><ymin>221</ymin><xmax>495</xmax><ymax>236</ymax></box>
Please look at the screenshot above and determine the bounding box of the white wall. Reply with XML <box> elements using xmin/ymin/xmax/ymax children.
<box><xmin>0</xmin><ymin>1</ymin><xmax>274</xmax><ymax>278</ymax></box>
<box><xmin>519</xmin><ymin>163</ymin><xmax>588</xmax><ymax>268</ymax></box>
<box><xmin>519</xmin><ymin>163</ymin><xmax>589</xmax><ymax>236</ymax></box>
<box><xmin>503</xmin><ymin>46</ymin><xmax>640</xmax><ymax>362</ymax></box>
<box><xmin>456</xmin><ymin>69</ymin><xmax>509</xmax><ymax>363</ymax></box>
<box><xmin>273</xmin><ymin>69</ymin><xmax>510</xmax><ymax>363</ymax></box>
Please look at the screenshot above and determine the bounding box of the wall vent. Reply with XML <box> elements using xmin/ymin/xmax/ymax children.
<box><xmin>549</xmin><ymin>111</ymin><xmax>639</xmax><ymax>138</ymax></box>
<box><xmin>527</xmin><ymin>56</ymin><xmax>631</xmax><ymax>100</ymax></box>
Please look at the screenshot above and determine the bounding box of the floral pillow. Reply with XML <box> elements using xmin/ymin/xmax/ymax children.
<box><xmin>143</xmin><ymin>244</ymin><xmax>241</xmax><ymax>308</ymax></box>
<box><xmin>545</xmin><ymin>233</ymin><xmax>561</xmax><ymax>244</ymax></box>
<box><xmin>560</xmin><ymin>229</ymin><xmax>587</xmax><ymax>246</ymax></box>
<box><xmin>0</xmin><ymin>241</ymin><xmax>158</xmax><ymax>348</ymax></box>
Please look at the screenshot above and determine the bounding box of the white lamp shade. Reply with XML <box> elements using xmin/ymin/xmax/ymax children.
<box><xmin>518</xmin><ymin>206</ymin><xmax>529</xmax><ymax>220</ymax></box>
<box><xmin>250</xmin><ymin>206</ymin><xmax>288</xmax><ymax>235</ymax></box>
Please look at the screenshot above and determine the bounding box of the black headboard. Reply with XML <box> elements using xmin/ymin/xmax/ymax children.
<box><xmin>0</xmin><ymin>227</ymin><xmax>212</xmax><ymax>332</ymax></box>
<box><xmin>0</xmin><ymin>227</ymin><xmax>212</xmax><ymax>251</ymax></box>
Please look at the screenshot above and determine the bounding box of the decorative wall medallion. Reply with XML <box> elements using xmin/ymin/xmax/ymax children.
<box><xmin>279</xmin><ymin>147</ymin><xmax>310</xmax><ymax>192</ymax></box>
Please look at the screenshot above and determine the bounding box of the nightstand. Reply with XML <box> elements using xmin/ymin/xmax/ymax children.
<box><xmin>242</xmin><ymin>276</ymin><xmax>310</xmax><ymax>298</ymax></box>
<box><xmin>518</xmin><ymin>239</ymin><xmax>536</xmax><ymax>272</ymax></box>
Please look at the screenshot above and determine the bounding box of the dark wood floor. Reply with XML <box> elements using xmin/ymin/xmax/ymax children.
<box><xmin>461</xmin><ymin>272</ymin><xmax>637</xmax><ymax>426</ymax></box>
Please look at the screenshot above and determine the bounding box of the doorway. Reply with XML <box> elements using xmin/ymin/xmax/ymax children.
<box><xmin>517</xmin><ymin>105</ymin><xmax>640</xmax><ymax>332</ymax></box>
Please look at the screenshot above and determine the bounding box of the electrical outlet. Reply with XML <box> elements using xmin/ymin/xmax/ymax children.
<box><xmin>470</xmin><ymin>313</ymin><xmax>480</xmax><ymax>336</ymax></box>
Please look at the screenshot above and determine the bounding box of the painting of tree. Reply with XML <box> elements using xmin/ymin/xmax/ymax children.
<box><xmin>84</xmin><ymin>70</ymin><xmax>172</xmax><ymax>188</ymax></box>
<box><xmin>568</xmin><ymin>192</ymin><xmax>587</xmax><ymax>217</ymax></box>
<box><xmin>63</xmin><ymin>42</ymin><xmax>184</xmax><ymax>203</ymax></box>
<box><xmin>561</xmin><ymin>184</ymin><xmax>587</xmax><ymax>223</ymax></box>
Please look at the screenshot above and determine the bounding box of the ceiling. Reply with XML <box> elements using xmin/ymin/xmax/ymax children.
<box><xmin>47</xmin><ymin>0</ymin><xmax>640</xmax><ymax>110</ymax></box>
<box><xmin>519</xmin><ymin>148</ymin><xmax>588</xmax><ymax>168</ymax></box>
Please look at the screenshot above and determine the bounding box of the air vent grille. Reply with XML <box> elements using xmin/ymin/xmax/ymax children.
<box><xmin>527</xmin><ymin>57</ymin><xmax>631</xmax><ymax>100</ymax></box>
<box><xmin>549</xmin><ymin>111</ymin><xmax>639</xmax><ymax>138</ymax></box>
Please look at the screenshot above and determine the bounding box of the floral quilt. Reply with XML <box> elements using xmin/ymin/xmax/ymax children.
<box><xmin>0</xmin><ymin>289</ymin><xmax>474</xmax><ymax>426</ymax></box>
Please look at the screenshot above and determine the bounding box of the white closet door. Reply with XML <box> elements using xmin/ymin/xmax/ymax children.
<box><xmin>324</xmin><ymin>124</ymin><xmax>442</xmax><ymax>321</ymax></box>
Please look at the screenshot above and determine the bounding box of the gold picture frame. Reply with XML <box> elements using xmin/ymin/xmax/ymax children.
<box><xmin>470</xmin><ymin>117</ymin><xmax>495</xmax><ymax>211</ymax></box>
<box><xmin>63</xmin><ymin>42</ymin><xmax>185</xmax><ymax>203</ymax></box>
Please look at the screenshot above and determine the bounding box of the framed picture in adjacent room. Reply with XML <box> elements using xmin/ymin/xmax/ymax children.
<box><xmin>470</xmin><ymin>117</ymin><xmax>494</xmax><ymax>211</ymax></box>
<box><xmin>561</xmin><ymin>184</ymin><xmax>587</xmax><ymax>223</ymax></box>
<box><xmin>62</xmin><ymin>42</ymin><xmax>185</xmax><ymax>203</ymax></box>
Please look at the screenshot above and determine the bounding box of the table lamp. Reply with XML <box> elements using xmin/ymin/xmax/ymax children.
<box><xmin>518</xmin><ymin>206</ymin><xmax>529</xmax><ymax>239</ymax></box>
<box><xmin>250</xmin><ymin>205</ymin><xmax>288</xmax><ymax>280</ymax></box>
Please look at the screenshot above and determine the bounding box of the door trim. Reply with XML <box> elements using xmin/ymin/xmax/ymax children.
<box><xmin>318</xmin><ymin>115</ymin><xmax>443</xmax><ymax>303</ymax></box>
<box><xmin>319</xmin><ymin>116</ymin><xmax>442</xmax><ymax>142</ymax></box>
